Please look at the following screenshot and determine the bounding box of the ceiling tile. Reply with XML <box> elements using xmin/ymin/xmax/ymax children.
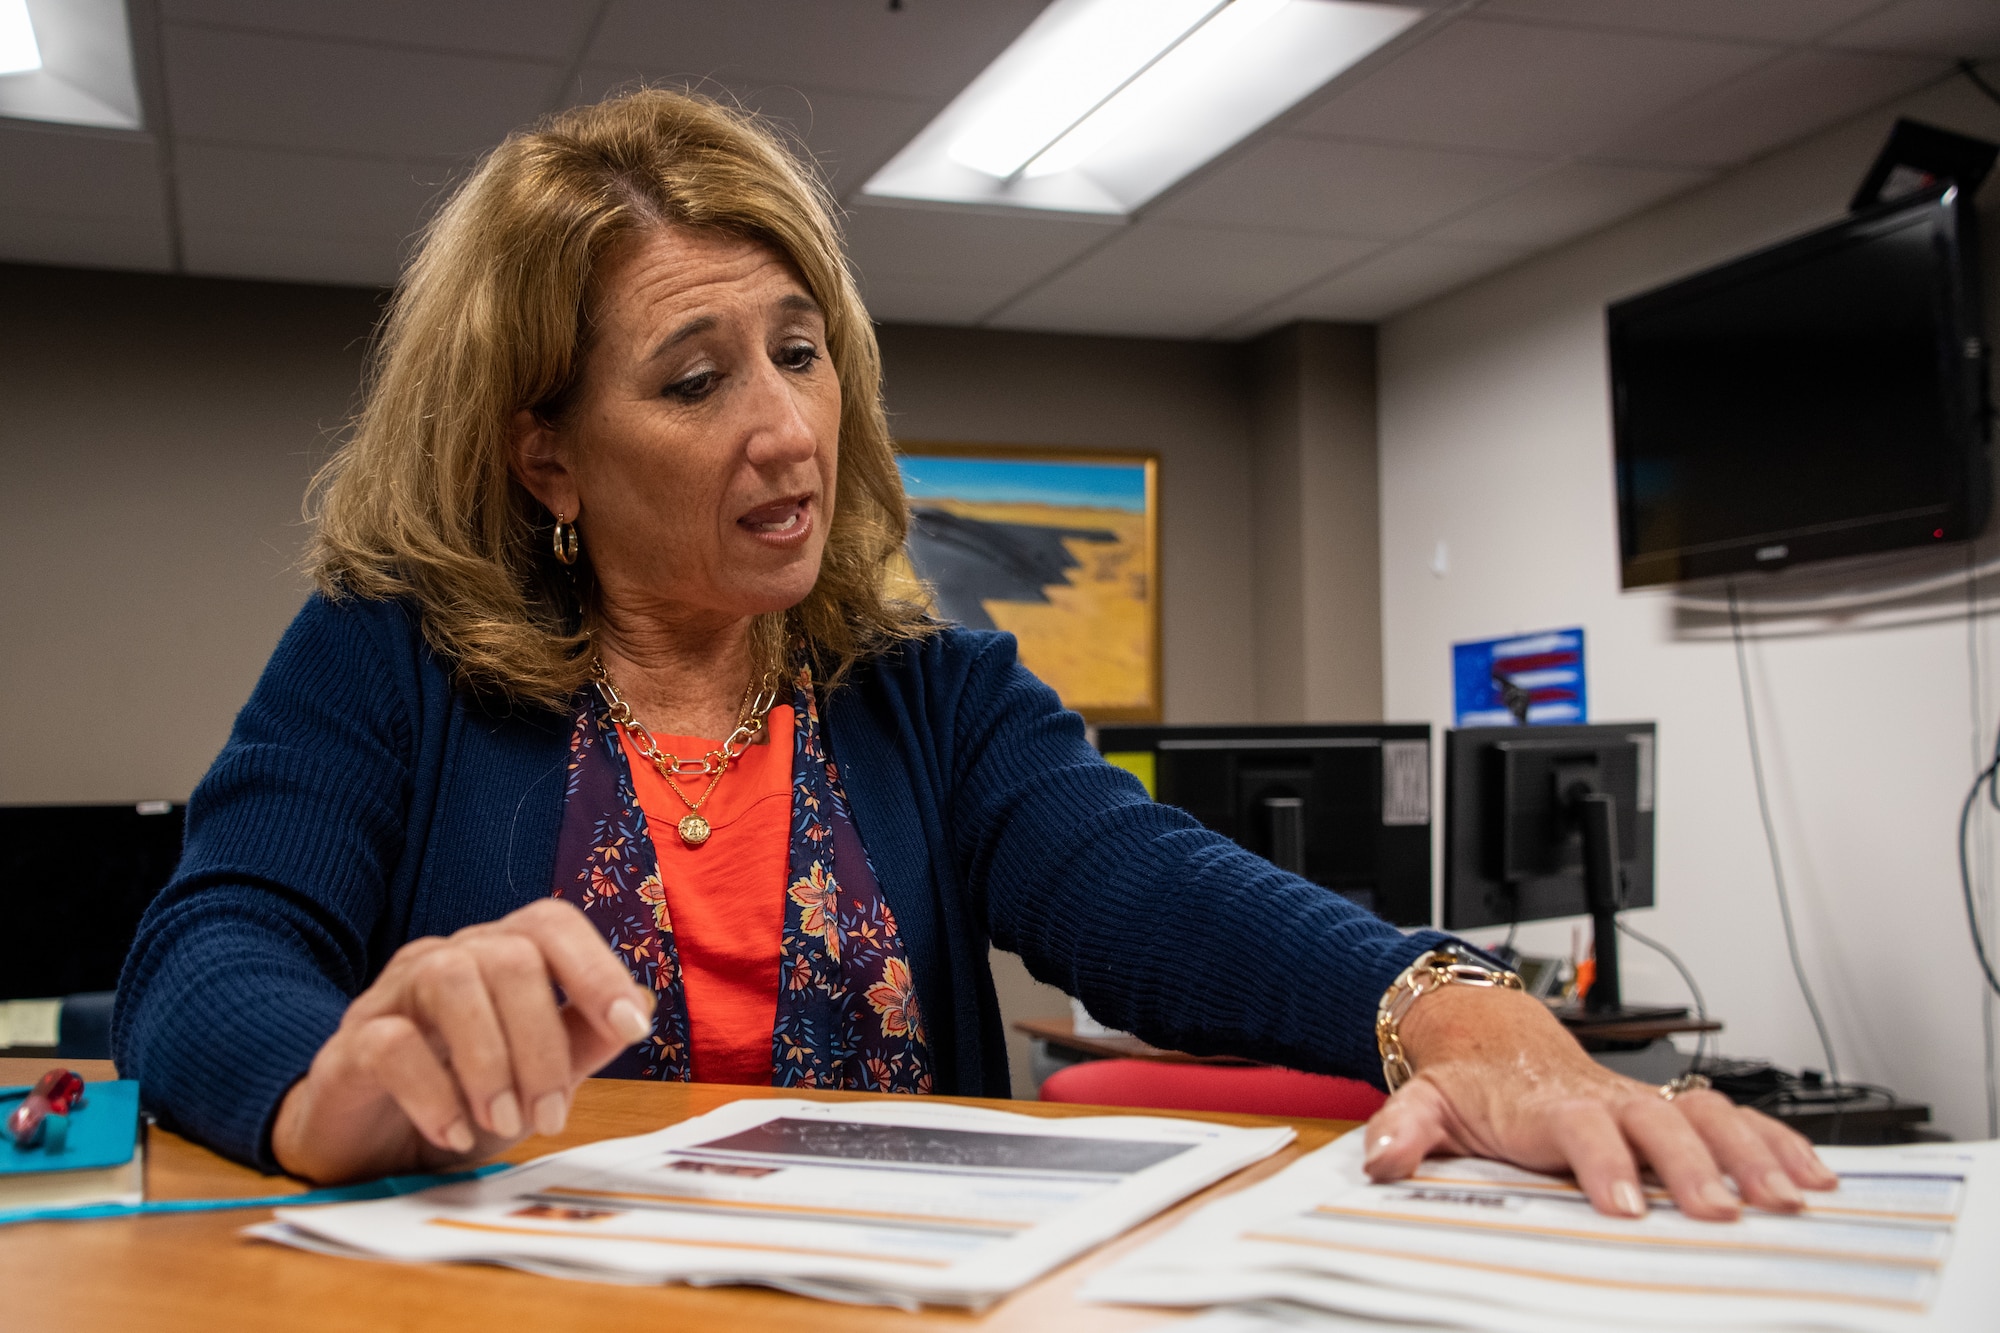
<box><xmin>0</xmin><ymin>121</ymin><xmax>170</xmax><ymax>270</ymax></box>
<box><xmin>990</xmin><ymin>223</ymin><xmax>1382</xmax><ymax>339</ymax></box>
<box><xmin>840</xmin><ymin>202</ymin><xmax>1112</xmax><ymax>298</ymax></box>
<box><xmin>163</xmin><ymin>26</ymin><xmax>563</xmax><ymax>158</ymax></box>
<box><xmin>180</xmin><ymin>227</ymin><xmax>398</xmax><ymax>286</ymax></box>
<box><xmin>1154</xmin><ymin>136</ymin><xmax>1544</xmax><ymax>240</ymax></box>
<box><xmin>1293</xmin><ymin>18</ymin><xmax>1774</xmax><ymax>156</ymax></box>
<box><xmin>1237</xmin><ymin>239</ymin><xmax>1526</xmax><ymax>327</ymax></box>
<box><xmin>1824</xmin><ymin>0</ymin><xmax>2000</xmax><ymax>57</ymax></box>
<box><xmin>571</xmin><ymin>69</ymin><xmax>935</xmax><ymax>198</ymax></box>
<box><xmin>587</xmin><ymin>0</ymin><xmax>1048</xmax><ymax>101</ymax></box>
<box><xmin>0</xmin><ymin>211</ymin><xmax>174</xmax><ymax>272</ymax></box>
<box><xmin>1594</xmin><ymin>47</ymin><xmax>1949</xmax><ymax>168</ymax></box>
<box><xmin>175</xmin><ymin>143</ymin><xmax>453</xmax><ymax>264</ymax></box>
<box><xmin>161</xmin><ymin>0</ymin><xmax>598</xmax><ymax>62</ymax></box>
<box><xmin>1477</xmin><ymin>0</ymin><xmax>1884</xmax><ymax>44</ymax></box>
<box><xmin>0</xmin><ymin>121</ymin><xmax>165</xmax><ymax>221</ymax></box>
<box><xmin>858</xmin><ymin>278</ymin><xmax>1021</xmax><ymax>327</ymax></box>
<box><xmin>1429</xmin><ymin>162</ymin><xmax>1711</xmax><ymax>247</ymax></box>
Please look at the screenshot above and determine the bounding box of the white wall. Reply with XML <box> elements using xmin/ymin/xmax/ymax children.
<box><xmin>1379</xmin><ymin>77</ymin><xmax>2000</xmax><ymax>1139</ymax></box>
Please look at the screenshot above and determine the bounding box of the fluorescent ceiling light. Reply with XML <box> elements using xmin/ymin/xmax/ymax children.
<box><xmin>864</xmin><ymin>0</ymin><xmax>1421</xmax><ymax>216</ymax></box>
<box><xmin>0</xmin><ymin>0</ymin><xmax>142</xmax><ymax>130</ymax></box>
<box><xmin>0</xmin><ymin>0</ymin><xmax>40</xmax><ymax>75</ymax></box>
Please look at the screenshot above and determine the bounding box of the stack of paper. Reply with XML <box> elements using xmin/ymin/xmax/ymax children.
<box><xmin>251</xmin><ymin>1097</ymin><xmax>1292</xmax><ymax>1309</ymax></box>
<box><xmin>1083</xmin><ymin>1132</ymin><xmax>1999</xmax><ymax>1331</ymax></box>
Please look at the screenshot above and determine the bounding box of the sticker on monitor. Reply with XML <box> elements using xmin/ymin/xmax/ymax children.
<box><xmin>1453</xmin><ymin>628</ymin><xmax>1586</xmax><ymax>727</ymax></box>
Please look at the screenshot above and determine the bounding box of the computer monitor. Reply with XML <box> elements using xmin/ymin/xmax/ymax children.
<box><xmin>0</xmin><ymin>802</ymin><xmax>184</xmax><ymax>1000</ymax></box>
<box><xmin>1443</xmin><ymin>723</ymin><xmax>1673</xmax><ymax>1022</ymax></box>
<box><xmin>1095</xmin><ymin>724</ymin><xmax>1433</xmax><ymax>927</ymax></box>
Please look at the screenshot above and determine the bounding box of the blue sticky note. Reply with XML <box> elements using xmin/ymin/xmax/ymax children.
<box><xmin>0</xmin><ymin>1079</ymin><xmax>140</xmax><ymax>1174</ymax></box>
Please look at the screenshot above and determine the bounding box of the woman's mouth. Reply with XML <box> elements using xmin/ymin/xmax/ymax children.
<box><xmin>737</xmin><ymin>495</ymin><xmax>814</xmax><ymax>545</ymax></box>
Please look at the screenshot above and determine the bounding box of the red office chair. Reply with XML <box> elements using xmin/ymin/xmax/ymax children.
<box><xmin>1039</xmin><ymin>1059</ymin><xmax>1387</xmax><ymax>1121</ymax></box>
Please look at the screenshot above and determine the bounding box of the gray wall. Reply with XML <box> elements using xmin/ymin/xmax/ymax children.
<box><xmin>1248</xmin><ymin>321</ymin><xmax>1382</xmax><ymax>724</ymax></box>
<box><xmin>1</xmin><ymin>264</ymin><xmax>380</xmax><ymax>804</ymax></box>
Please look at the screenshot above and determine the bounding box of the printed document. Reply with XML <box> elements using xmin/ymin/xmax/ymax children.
<box><xmin>250</xmin><ymin>1097</ymin><xmax>1292</xmax><ymax>1309</ymax></box>
<box><xmin>1083</xmin><ymin>1132</ymin><xmax>1999</xmax><ymax>1331</ymax></box>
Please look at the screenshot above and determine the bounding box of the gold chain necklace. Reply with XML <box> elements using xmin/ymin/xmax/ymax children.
<box><xmin>591</xmin><ymin>659</ymin><xmax>781</xmax><ymax>848</ymax></box>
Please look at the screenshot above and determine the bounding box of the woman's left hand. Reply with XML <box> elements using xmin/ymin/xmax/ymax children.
<box><xmin>1361</xmin><ymin>983</ymin><xmax>1838</xmax><ymax>1220</ymax></box>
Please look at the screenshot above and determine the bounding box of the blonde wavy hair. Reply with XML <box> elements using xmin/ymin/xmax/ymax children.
<box><xmin>307</xmin><ymin>88</ymin><xmax>928</xmax><ymax>709</ymax></box>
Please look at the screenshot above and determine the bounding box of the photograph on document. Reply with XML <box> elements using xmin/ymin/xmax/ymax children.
<box><xmin>680</xmin><ymin>1115</ymin><xmax>1196</xmax><ymax>1175</ymax></box>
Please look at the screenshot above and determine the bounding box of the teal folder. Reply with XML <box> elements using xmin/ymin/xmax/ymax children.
<box><xmin>0</xmin><ymin>1079</ymin><xmax>140</xmax><ymax>1174</ymax></box>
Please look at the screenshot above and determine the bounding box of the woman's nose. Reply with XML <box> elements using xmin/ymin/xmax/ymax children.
<box><xmin>740</xmin><ymin>360</ymin><xmax>822</xmax><ymax>467</ymax></box>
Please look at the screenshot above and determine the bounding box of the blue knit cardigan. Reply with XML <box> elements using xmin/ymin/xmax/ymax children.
<box><xmin>114</xmin><ymin>594</ymin><xmax>1445</xmax><ymax>1169</ymax></box>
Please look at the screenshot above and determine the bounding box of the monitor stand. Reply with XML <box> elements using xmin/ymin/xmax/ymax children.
<box><xmin>1559</xmin><ymin>789</ymin><xmax>1686</xmax><ymax>1027</ymax></box>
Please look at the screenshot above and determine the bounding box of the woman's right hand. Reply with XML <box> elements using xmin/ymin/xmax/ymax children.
<box><xmin>271</xmin><ymin>898</ymin><xmax>655</xmax><ymax>1183</ymax></box>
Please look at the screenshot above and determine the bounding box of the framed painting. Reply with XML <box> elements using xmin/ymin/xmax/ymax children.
<box><xmin>893</xmin><ymin>443</ymin><xmax>1161</xmax><ymax>722</ymax></box>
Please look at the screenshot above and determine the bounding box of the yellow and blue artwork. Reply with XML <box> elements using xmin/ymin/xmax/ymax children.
<box><xmin>893</xmin><ymin>446</ymin><xmax>1160</xmax><ymax>721</ymax></box>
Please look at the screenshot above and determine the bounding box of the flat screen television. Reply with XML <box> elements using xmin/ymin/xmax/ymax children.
<box><xmin>1608</xmin><ymin>185</ymin><xmax>1990</xmax><ymax>588</ymax></box>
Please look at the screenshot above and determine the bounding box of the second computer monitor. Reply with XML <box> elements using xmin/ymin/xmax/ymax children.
<box><xmin>1095</xmin><ymin>724</ymin><xmax>1434</xmax><ymax>928</ymax></box>
<box><xmin>1442</xmin><ymin>723</ymin><xmax>1657</xmax><ymax>932</ymax></box>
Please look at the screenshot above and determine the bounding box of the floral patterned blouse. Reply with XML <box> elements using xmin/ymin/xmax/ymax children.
<box><xmin>551</xmin><ymin>665</ymin><xmax>935</xmax><ymax>1093</ymax></box>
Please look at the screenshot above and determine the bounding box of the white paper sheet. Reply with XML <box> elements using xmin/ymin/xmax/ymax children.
<box><xmin>1083</xmin><ymin>1132</ymin><xmax>2000</xmax><ymax>1331</ymax></box>
<box><xmin>249</xmin><ymin>1096</ymin><xmax>1293</xmax><ymax>1310</ymax></box>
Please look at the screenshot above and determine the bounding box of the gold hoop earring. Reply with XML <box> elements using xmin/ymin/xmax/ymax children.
<box><xmin>552</xmin><ymin>516</ymin><xmax>580</xmax><ymax>566</ymax></box>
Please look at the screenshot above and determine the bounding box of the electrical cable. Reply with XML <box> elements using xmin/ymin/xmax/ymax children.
<box><xmin>1969</xmin><ymin>542</ymin><xmax>2000</xmax><ymax>1136</ymax></box>
<box><xmin>1727</xmin><ymin>583</ymin><xmax>1846</xmax><ymax>1140</ymax></box>
<box><xmin>1955</xmin><ymin>749</ymin><xmax>2000</xmax><ymax>999</ymax></box>
<box><xmin>1615</xmin><ymin>919</ymin><xmax>1710</xmax><ymax>1073</ymax></box>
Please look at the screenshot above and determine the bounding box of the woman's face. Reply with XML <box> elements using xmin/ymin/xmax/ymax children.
<box><xmin>515</xmin><ymin>227</ymin><xmax>841</xmax><ymax>628</ymax></box>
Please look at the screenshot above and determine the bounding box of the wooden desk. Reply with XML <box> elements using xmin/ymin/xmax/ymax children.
<box><xmin>1</xmin><ymin>1057</ymin><xmax>1355</xmax><ymax>1332</ymax></box>
<box><xmin>1556</xmin><ymin>1013</ymin><xmax>1723</xmax><ymax>1051</ymax></box>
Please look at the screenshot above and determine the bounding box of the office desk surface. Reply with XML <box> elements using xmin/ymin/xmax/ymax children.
<box><xmin>1</xmin><ymin>1057</ymin><xmax>1356</xmax><ymax>1332</ymax></box>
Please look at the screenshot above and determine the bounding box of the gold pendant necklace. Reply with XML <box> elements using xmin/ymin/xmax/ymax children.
<box><xmin>591</xmin><ymin>659</ymin><xmax>780</xmax><ymax>848</ymax></box>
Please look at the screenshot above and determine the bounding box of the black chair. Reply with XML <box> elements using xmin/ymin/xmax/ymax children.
<box><xmin>56</xmin><ymin>991</ymin><xmax>116</xmax><ymax>1061</ymax></box>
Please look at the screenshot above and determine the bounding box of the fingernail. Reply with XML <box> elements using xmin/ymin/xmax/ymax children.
<box><xmin>534</xmin><ymin>1091</ymin><xmax>568</xmax><ymax>1137</ymax></box>
<box><xmin>1701</xmin><ymin>1179</ymin><xmax>1741</xmax><ymax>1214</ymax></box>
<box><xmin>1812</xmin><ymin>1161</ymin><xmax>1840</xmax><ymax>1188</ymax></box>
<box><xmin>1364</xmin><ymin>1133</ymin><xmax>1395</xmax><ymax>1167</ymax></box>
<box><xmin>1763</xmin><ymin>1171</ymin><xmax>1804</xmax><ymax>1208</ymax></box>
<box><xmin>609</xmin><ymin>998</ymin><xmax>651</xmax><ymax>1043</ymax></box>
<box><xmin>1612</xmin><ymin>1181</ymin><xmax>1647</xmax><ymax>1217</ymax></box>
<box><xmin>444</xmin><ymin>1119</ymin><xmax>475</xmax><ymax>1154</ymax></box>
<box><xmin>488</xmin><ymin>1091</ymin><xmax>521</xmax><ymax>1139</ymax></box>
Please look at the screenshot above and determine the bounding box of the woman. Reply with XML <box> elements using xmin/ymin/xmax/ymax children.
<box><xmin>115</xmin><ymin>90</ymin><xmax>1832</xmax><ymax>1221</ymax></box>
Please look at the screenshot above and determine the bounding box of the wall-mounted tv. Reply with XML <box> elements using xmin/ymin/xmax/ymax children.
<box><xmin>1608</xmin><ymin>186</ymin><xmax>1990</xmax><ymax>588</ymax></box>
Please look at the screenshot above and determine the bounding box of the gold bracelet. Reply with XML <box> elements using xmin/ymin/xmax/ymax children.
<box><xmin>1376</xmin><ymin>947</ymin><xmax>1523</xmax><ymax>1093</ymax></box>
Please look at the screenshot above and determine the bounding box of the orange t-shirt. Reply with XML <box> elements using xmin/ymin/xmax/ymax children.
<box><xmin>618</xmin><ymin>706</ymin><xmax>793</xmax><ymax>1085</ymax></box>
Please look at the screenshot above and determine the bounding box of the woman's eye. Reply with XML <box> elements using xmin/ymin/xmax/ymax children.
<box><xmin>664</xmin><ymin>370</ymin><xmax>716</xmax><ymax>401</ymax></box>
<box><xmin>778</xmin><ymin>342</ymin><xmax>821</xmax><ymax>372</ymax></box>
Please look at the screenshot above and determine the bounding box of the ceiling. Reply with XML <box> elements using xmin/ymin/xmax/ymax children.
<box><xmin>3</xmin><ymin>0</ymin><xmax>1997</xmax><ymax>339</ymax></box>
